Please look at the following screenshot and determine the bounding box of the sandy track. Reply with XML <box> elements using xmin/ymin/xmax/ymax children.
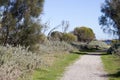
<box><xmin>60</xmin><ymin>53</ymin><xmax>108</xmax><ymax>80</ymax></box>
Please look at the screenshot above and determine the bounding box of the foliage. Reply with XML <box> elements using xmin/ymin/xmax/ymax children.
<box><xmin>107</xmin><ymin>43</ymin><xmax>120</xmax><ymax>56</ymax></box>
<box><xmin>50</xmin><ymin>31</ymin><xmax>77</xmax><ymax>42</ymax></box>
<box><xmin>99</xmin><ymin>0</ymin><xmax>120</xmax><ymax>39</ymax></box>
<box><xmin>0</xmin><ymin>40</ymin><xmax>75</xmax><ymax>80</ymax></box>
<box><xmin>39</xmin><ymin>34</ymin><xmax>47</xmax><ymax>43</ymax></box>
<box><xmin>88</xmin><ymin>41</ymin><xmax>109</xmax><ymax>49</ymax></box>
<box><xmin>73</xmin><ymin>26</ymin><xmax>95</xmax><ymax>42</ymax></box>
<box><xmin>38</xmin><ymin>41</ymin><xmax>75</xmax><ymax>54</ymax></box>
<box><xmin>71</xmin><ymin>41</ymin><xmax>109</xmax><ymax>51</ymax></box>
<box><xmin>0</xmin><ymin>45</ymin><xmax>42</xmax><ymax>80</ymax></box>
<box><xmin>71</xmin><ymin>42</ymin><xmax>86</xmax><ymax>50</ymax></box>
<box><xmin>62</xmin><ymin>33</ymin><xmax>77</xmax><ymax>42</ymax></box>
<box><xmin>50</xmin><ymin>31</ymin><xmax>63</xmax><ymax>41</ymax></box>
<box><xmin>0</xmin><ymin>0</ymin><xmax>44</xmax><ymax>46</ymax></box>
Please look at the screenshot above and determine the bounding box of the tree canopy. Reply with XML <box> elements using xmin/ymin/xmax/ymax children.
<box><xmin>99</xmin><ymin>0</ymin><xmax>120</xmax><ymax>40</ymax></box>
<box><xmin>50</xmin><ymin>31</ymin><xmax>63</xmax><ymax>41</ymax></box>
<box><xmin>73</xmin><ymin>26</ymin><xmax>95</xmax><ymax>42</ymax></box>
<box><xmin>0</xmin><ymin>0</ymin><xmax>44</xmax><ymax>46</ymax></box>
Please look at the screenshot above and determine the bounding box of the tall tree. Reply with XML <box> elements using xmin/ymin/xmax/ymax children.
<box><xmin>0</xmin><ymin>0</ymin><xmax>44</xmax><ymax>46</ymax></box>
<box><xmin>73</xmin><ymin>26</ymin><xmax>95</xmax><ymax>42</ymax></box>
<box><xmin>99</xmin><ymin>0</ymin><xmax>120</xmax><ymax>40</ymax></box>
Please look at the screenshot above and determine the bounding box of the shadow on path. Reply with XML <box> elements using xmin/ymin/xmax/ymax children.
<box><xmin>101</xmin><ymin>71</ymin><xmax>120</xmax><ymax>78</ymax></box>
<box><xmin>71</xmin><ymin>51</ymin><xmax>110</xmax><ymax>56</ymax></box>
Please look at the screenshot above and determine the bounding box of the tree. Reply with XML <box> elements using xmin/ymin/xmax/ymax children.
<box><xmin>99</xmin><ymin>0</ymin><xmax>120</xmax><ymax>40</ymax></box>
<box><xmin>62</xmin><ymin>33</ymin><xmax>77</xmax><ymax>42</ymax></box>
<box><xmin>0</xmin><ymin>0</ymin><xmax>44</xmax><ymax>46</ymax></box>
<box><xmin>73</xmin><ymin>26</ymin><xmax>95</xmax><ymax>42</ymax></box>
<box><xmin>50</xmin><ymin>31</ymin><xmax>63</xmax><ymax>41</ymax></box>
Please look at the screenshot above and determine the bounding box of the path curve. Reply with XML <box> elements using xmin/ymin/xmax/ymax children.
<box><xmin>60</xmin><ymin>52</ymin><xmax>108</xmax><ymax>80</ymax></box>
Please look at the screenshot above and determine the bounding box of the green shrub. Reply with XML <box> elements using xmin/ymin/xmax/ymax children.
<box><xmin>73</xmin><ymin>26</ymin><xmax>95</xmax><ymax>42</ymax></box>
<box><xmin>50</xmin><ymin>31</ymin><xmax>63</xmax><ymax>41</ymax></box>
<box><xmin>38</xmin><ymin>41</ymin><xmax>75</xmax><ymax>54</ymax></box>
<box><xmin>62</xmin><ymin>33</ymin><xmax>77</xmax><ymax>42</ymax></box>
<box><xmin>71</xmin><ymin>41</ymin><xmax>109</xmax><ymax>51</ymax></box>
<box><xmin>71</xmin><ymin>42</ymin><xmax>88</xmax><ymax>50</ymax></box>
<box><xmin>39</xmin><ymin>34</ymin><xmax>47</xmax><ymax>43</ymax></box>
<box><xmin>88</xmin><ymin>41</ymin><xmax>109</xmax><ymax>49</ymax></box>
<box><xmin>107</xmin><ymin>43</ymin><xmax>120</xmax><ymax>56</ymax></box>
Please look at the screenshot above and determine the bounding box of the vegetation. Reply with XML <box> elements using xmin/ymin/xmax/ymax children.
<box><xmin>99</xmin><ymin>3</ymin><xmax>120</xmax><ymax>80</ymax></box>
<box><xmin>0</xmin><ymin>40</ymin><xmax>75</xmax><ymax>80</ymax></box>
<box><xmin>0</xmin><ymin>45</ymin><xmax>42</xmax><ymax>80</ymax></box>
<box><xmin>0</xmin><ymin>0</ymin><xmax>44</xmax><ymax>46</ymax></box>
<box><xmin>88</xmin><ymin>41</ymin><xmax>109</xmax><ymax>49</ymax></box>
<box><xmin>99</xmin><ymin>0</ymin><xmax>120</xmax><ymax>40</ymax></box>
<box><xmin>71</xmin><ymin>40</ymin><xmax>109</xmax><ymax>51</ymax></box>
<box><xmin>102</xmin><ymin>53</ymin><xmax>120</xmax><ymax>80</ymax></box>
<box><xmin>0</xmin><ymin>0</ymin><xmax>120</xmax><ymax>80</ymax></box>
<box><xmin>107</xmin><ymin>43</ymin><xmax>120</xmax><ymax>56</ymax></box>
<box><xmin>50</xmin><ymin>31</ymin><xmax>63</xmax><ymax>41</ymax></box>
<box><xmin>73</xmin><ymin>26</ymin><xmax>95</xmax><ymax>42</ymax></box>
<box><xmin>62</xmin><ymin>33</ymin><xmax>77</xmax><ymax>42</ymax></box>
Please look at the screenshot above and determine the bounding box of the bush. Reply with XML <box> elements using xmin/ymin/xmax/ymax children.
<box><xmin>39</xmin><ymin>34</ymin><xmax>47</xmax><ymax>43</ymax></box>
<box><xmin>88</xmin><ymin>41</ymin><xmax>109</xmax><ymax>49</ymax></box>
<box><xmin>71</xmin><ymin>42</ymin><xmax>88</xmax><ymax>50</ymax></box>
<box><xmin>71</xmin><ymin>41</ymin><xmax>109</xmax><ymax>51</ymax></box>
<box><xmin>73</xmin><ymin>27</ymin><xmax>95</xmax><ymax>42</ymax></box>
<box><xmin>62</xmin><ymin>33</ymin><xmax>77</xmax><ymax>42</ymax></box>
<box><xmin>50</xmin><ymin>31</ymin><xmax>63</xmax><ymax>41</ymax></box>
<box><xmin>0</xmin><ymin>45</ymin><xmax>42</xmax><ymax>80</ymax></box>
<box><xmin>0</xmin><ymin>40</ymin><xmax>75</xmax><ymax>80</ymax></box>
<box><xmin>38</xmin><ymin>41</ymin><xmax>75</xmax><ymax>54</ymax></box>
<box><xmin>107</xmin><ymin>43</ymin><xmax>120</xmax><ymax>56</ymax></box>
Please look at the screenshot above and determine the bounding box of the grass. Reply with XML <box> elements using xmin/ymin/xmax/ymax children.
<box><xmin>101</xmin><ymin>53</ymin><xmax>120</xmax><ymax>80</ymax></box>
<box><xmin>32</xmin><ymin>52</ymin><xmax>80</xmax><ymax>80</ymax></box>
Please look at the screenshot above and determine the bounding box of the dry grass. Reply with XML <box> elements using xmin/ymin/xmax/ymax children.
<box><xmin>0</xmin><ymin>41</ymin><xmax>75</xmax><ymax>80</ymax></box>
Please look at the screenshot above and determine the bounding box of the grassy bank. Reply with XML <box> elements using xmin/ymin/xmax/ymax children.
<box><xmin>101</xmin><ymin>54</ymin><xmax>120</xmax><ymax>80</ymax></box>
<box><xmin>32</xmin><ymin>53</ymin><xmax>80</xmax><ymax>80</ymax></box>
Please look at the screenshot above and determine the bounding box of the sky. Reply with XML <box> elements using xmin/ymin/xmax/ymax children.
<box><xmin>41</xmin><ymin>0</ymin><xmax>114</xmax><ymax>40</ymax></box>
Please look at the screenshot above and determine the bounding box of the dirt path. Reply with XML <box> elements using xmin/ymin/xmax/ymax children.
<box><xmin>60</xmin><ymin>53</ymin><xmax>108</xmax><ymax>80</ymax></box>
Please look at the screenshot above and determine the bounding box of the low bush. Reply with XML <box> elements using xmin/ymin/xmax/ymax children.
<box><xmin>0</xmin><ymin>45</ymin><xmax>42</xmax><ymax>80</ymax></box>
<box><xmin>38</xmin><ymin>41</ymin><xmax>75</xmax><ymax>54</ymax></box>
<box><xmin>0</xmin><ymin>41</ymin><xmax>75</xmax><ymax>80</ymax></box>
<box><xmin>50</xmin><ymin>31</ymin><xmax>63</xmax><ymax>41</ymax></box>
<box><xmin>62</xmin><ymin>33</ymin><xmax>77</xmax><ymax>42</ymax></box>
<box><xmin>107</xmin><ymin>43</ymin><xmax>120</xmax><ymax>56</ymax></box>
<box><xmin>71</xmin><ymin>41</ymin><xmax>109</xmax><ymax>51</ymax></box>
<box><xmin>88</xmin><ymin>41</ymin><xmax>109</xmax><ymax>50</ymax></box>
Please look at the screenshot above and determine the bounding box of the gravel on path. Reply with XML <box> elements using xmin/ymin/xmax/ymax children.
<box><xmin>60</xmin><ymin>53</ymin><xmax>108</xmax><ymax>80</ymax></box>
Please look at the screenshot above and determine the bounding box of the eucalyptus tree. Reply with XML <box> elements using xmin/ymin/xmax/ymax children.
<box><xmin>0</xmin><ymin>0</ymin><xmax>44</xmax><ymax>46</ymax></box>
<box><xmin>73</xmin><ymin>26</ymin><xmax>95</xmax><ymax>42</ymax></box>
<box><xmin>99</xmin><ymin>0</ymin><xmax>120</xmax><ymax>40</ymax></box>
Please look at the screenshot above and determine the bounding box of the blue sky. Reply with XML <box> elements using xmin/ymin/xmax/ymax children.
<box><xmin>41</xmin><ymin>0</ymin><xmax>114</xmax><ymax>40</ymax></box>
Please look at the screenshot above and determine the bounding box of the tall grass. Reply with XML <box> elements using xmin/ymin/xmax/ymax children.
<box><xmin>0</xmin><ymin>41</ymin><xmax>75</xmax><ymax>80</ymax></box>
<box><xmin>0</xmin><ymin>45</ymin><xmax>42</xmax><ymax>80</ymax></box>
<box><xmin>37</xmin><ymin>41</ymin><xmax>74</xmax><ymax>54</ymax></box>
